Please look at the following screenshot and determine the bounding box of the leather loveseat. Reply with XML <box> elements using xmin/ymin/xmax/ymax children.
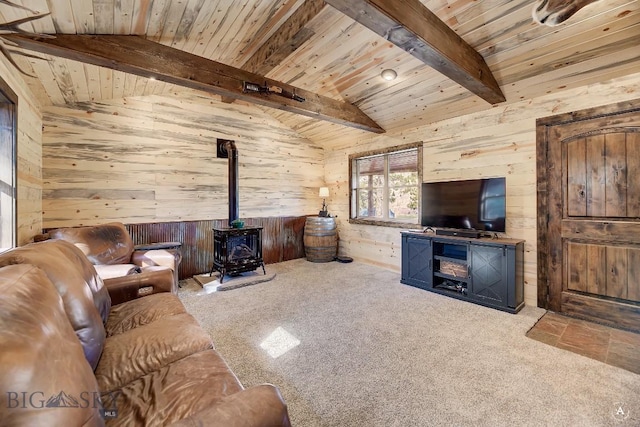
<box><xmin>45</xmin><ymin>222</ymin><xmax>181</xmax><ymax>304</ymax></box>
<box><xmin>0</xmin><ymin>239</ymin><xmax>291</xmax><ymax>426</ymax></box>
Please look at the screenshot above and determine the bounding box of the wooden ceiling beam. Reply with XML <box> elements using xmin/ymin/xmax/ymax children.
<box><xmin>222</xmin><ymin>0</ymin><xmax>325</xmax><ymax>104</ymax></box>
<box><xmin>221</xmin><ymin>26</ymin><xmax>315</xmax><ymax>104</ymax></box>
<box><xmin>242</xmin><ymin>0</ymin><xmax>325</xmax><ymax>75</ymax></box>
<box><xmin>6</xmin><ymin>34</ymin><xmax>384</xmax><ymax>133</ymax></box>
<box><xmin>325</xmin><ymin>0</ymin><xmax>506</xmax><ymax>104</ymax></box>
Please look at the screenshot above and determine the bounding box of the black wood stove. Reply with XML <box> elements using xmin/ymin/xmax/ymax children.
<box><xmin>209</xmin><ymin>226</ymin><xmax>265</xmax><ymax>282</ymax></box>
<box><xmin>209</xmin><ymin>139</ymin><xmax>265</xmax><ymax>282</ymax></box>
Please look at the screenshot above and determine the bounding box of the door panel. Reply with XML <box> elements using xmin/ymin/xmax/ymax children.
<box><xmin>606</xmin><ymin>246</ymin><xmax>628</xmax><ymax>299</ymax></box>
<box><xmin>566</xmin><ymin>241</ymin><xmax>640</xmax><ymax>302</ymax></box>
<box><xmin>586</xmin><ymin>135</ymin><xmax>606</xmax><ymax>216</ymax></box>
<box><xmin>562</xmin><ymin>219</ymin><xmax>640</xmax><ymax>243</ymax></box>
<box><xmin>566</xmin><ymin>132</ymin><xmax>639</xmax><ymax>219</ymax></box>
<box><xmin>537</xmin><ymin>99</ymin><xmax>640</xmax><ymax>332</ymax></box>
<box><xmin>628</xmin><ymin>133</ymin><xmax>640</xmax><ymax>216</ymax></box>
<box><xmin>403</xmin><ymin>236</ymin><xmax>432</xmax><ymax>288</ymax></box>
<box><xmin>604</xmin><ymin>133</ymin><xmax>627</xmax><ymax>217</ymax></box>
<box><xmin>586</xmin><ymin>244</ymin><xmax>607</xmax><ymax>296</ymax></box>
<box><xmin>567</xmin><ymin>138</ymin><xmax>587</xmax><ymax>216</ymax></box>
<box><xmin>566</xmin><ymin>241</ymin><xmax>587</xmax><ymax>292</ymax></box>
<box><xmin>470</xmin><ymin>244</ymin><xmax>506</xmax><ymax>304</ymax></box>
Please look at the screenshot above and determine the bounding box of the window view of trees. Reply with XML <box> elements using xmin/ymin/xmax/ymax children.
<box><xmin>357</xmin><ymin>161</ymin><xmax>384</xmax><ymax>218</ymax></box>
<box><xmin>353</xmin><ymin>148</ymin><xmax>419</xmax><ymax>223</ymax></box>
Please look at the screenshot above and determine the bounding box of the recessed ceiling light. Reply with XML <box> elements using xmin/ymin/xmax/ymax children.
<box><xmin>381</xmin><ymin>69</ymin><xmax>397</xmax><ymax>81</ymax></box>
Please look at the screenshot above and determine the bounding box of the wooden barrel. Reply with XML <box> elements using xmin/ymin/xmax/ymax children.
<box><xmin>304</xmin><ymin>216</ymin><xmax>337</xmax><ymax>262</ymax></box>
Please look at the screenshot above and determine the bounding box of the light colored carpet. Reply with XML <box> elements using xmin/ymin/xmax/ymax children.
<box><xmin>179</xmin><ymin>259</ymin><xmax>640</xmax><ymax>426</ymax></box>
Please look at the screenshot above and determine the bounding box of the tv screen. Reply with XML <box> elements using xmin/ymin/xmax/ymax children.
<box><xmin>421</xmin><ymin>178</ymin><xmax>506</xmax><ymax>232</ymax></box>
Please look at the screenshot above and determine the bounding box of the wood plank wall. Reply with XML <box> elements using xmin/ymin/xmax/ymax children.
<box><xmin>322</xmin><ymin>73</ymin><xmax>640</xmax><ymax>307</ymax></box>
<box><xmin>41</xmin><ymin>92</ymin><xmax>325</xmax><ymax>228</ymax></box>
<box><xmin>0</xmin><ymin>57</ymin><xmax>42</xmax><ymax>245</ymax></box>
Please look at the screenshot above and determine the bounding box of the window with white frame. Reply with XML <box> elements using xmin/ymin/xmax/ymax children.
<box><xmin>350</xmin><ymin>144</ymin><xmax>421</xmax><ymax>225</ymax></box>
<box><xmin>0</xmin><ymin>84</ymin><xmax>17</xmax><ymax>253</ymax></box>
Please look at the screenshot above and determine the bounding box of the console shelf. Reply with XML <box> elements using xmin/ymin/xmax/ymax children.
<box><xmin>433</xmin><ymin>271</ymin><xmax>469</xmax><ymax>282</ymax></box>
<box><xmin>434</xmin><ymin>255</ymin><xmax>465</xmax><ymax>263</ymax></box>
<box><xmin>401</xmin><ymin>231</ymin><xmax>525</xmax><ymax>313</ymax></box>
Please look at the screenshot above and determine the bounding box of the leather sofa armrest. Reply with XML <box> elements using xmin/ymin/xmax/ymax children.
<box><xmin>169</xmin><ymin>384</ymin><xmax>291</xmax><ymax>427</ymax></box>
<box><xmin>132</xmin><ymin>247</ymin><xmax>182</xmax><ymax>286</ymax></box>
<box><xmin>131</xmin><ymin>249</ymin><xmax>182</xmax><ymax>270</ymax></box>
<box><xmin>104</xmin><ymin>267</ymin><xmax>175</xmax><ymax>305</ymax></box>
<box><xmin>132</xmin><ymin>248</ymin><xmax>181</xmax><ymax>271</ymax></box>
<box><xmin>105</xmin><ymin>279</ymin><xmax>140</xmax><ymax>305</ymax></box>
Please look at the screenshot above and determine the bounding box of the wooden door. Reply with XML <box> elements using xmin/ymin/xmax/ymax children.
<box><xmin>537</xmin><ymin>99</ymin><xmax>640</xmax><ymax>332</ymax></box>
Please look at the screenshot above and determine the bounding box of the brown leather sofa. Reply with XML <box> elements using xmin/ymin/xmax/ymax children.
<box><xmin>0</xmin><ymin>239</ymin><xmax>291</xmax><ymax>426</ymax></box>
<box><xmin>46</xmin><ymin>222</ymin><xmax>181</xmax><ymax>303</ymax></box>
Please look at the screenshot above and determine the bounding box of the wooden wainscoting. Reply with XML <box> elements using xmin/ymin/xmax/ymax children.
<box><xmin>42</xmin><ymin>216</ymin><xmax>308</xmax><ymax>279</ymax></box>
<box><xmin>125</xmin><ymin>217</ymin><xmax>307</xmax><ymax>279</ymax></box>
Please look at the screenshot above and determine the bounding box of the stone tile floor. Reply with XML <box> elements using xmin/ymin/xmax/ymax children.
<box><xmin>527</xmin><ymin>312</ymin><xmax>640</xmax><ymax>375</ymax></box>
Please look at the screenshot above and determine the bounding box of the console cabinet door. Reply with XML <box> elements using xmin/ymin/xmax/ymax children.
<box><xmin>469</xmin><ymin>244</ymin><xmax>507</xmax><ymax>307</ymax></box>
<box><xmin>401</xmin><ymin>235</ymin><xmax>432</xmax><ymax>289</ymax></box>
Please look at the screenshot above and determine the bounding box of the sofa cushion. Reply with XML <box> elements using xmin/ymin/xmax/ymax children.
<box><xmin>0</xmin><ymin>264</ymin><xmax>104</xmax><ymax>426</ymax></box>
<box><xmin>170</xmin><ymin>384</ymin><xmax>291</xmax><ymax>427</ymax></box>
<box><xmin>0</xmin><ymin>240</ymin><xmax>109</xmax><ymax>370</ymax></box>
<box><xmin>106</xmin><ymin>292</ymin><xmax>186</xmax><ymax>337</ymax></box>
<box><xmin>95</xmin><ymin>313</ymin><xmax>214</xmax><ymax>393</ymax></box>
<box><xmin>102</xmin><ymin>350</ymin><xmax>243</xmax><ymax>427</ymax></box>
<box><xmin>95</xmin><ymin>264</ymin><xmax>141</xmax><ymax>279</ymax></box>
<box><xmin>49</xmin><ymin>222</ymin><xmax>134</xmax><ymax>265</ymax></box>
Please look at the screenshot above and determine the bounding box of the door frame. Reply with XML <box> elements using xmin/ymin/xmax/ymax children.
<box><xmin>536</xmin><ymin>98</ymin><xmax>640</xmax><ymax>329</ymax></box>
<box><xmin>0</xmin><ymin>76</ymin><xmax>18</xmax><ymax>251</ymax></box>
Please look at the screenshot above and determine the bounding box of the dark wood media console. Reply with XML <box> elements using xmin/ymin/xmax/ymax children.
<box><xmin>401</xmin><ymin>231</ymin><xmax>525</xmax><ymax>313</ymax></box>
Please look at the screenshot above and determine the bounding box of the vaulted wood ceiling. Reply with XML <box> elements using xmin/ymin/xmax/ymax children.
<box><xmin>1</xmin><ymin>0</ymin><xmax>638</xmax><ymax>143</ymax></box>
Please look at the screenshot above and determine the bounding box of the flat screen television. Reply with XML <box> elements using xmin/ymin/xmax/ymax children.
<box><xmin>421</xmin><ymin>177</ymin><xmax>506</xmax><ymax>232</ymax></box>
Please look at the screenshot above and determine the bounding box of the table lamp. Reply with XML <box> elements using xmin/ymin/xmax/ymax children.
<box><xmin>319</xmin><ymin>187</ymin><xmax>329</xmax><ymax>217</ymax></box>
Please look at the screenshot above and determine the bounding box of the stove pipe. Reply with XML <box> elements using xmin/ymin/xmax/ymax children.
<box><xmin>217</xmin><ymin>139</ymin><xmax>239</xmax><ymax>226</ymax></box>
<box><xmin>227</xmin><ymin>141</ymin><xmax>239</xmax><ymax>226</ymax></box>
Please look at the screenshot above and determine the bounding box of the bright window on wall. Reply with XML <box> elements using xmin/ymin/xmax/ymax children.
<box><xmin>349</xmin><ymin>143</ymin><xmax>422</xmax><ymax>226</ymax></box>
<box><xmin>0</xmin><ymin>80</ymin><xmax>17</xmax><ymax>253</ymax></box>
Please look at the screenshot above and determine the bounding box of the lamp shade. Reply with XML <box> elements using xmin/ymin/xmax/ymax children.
<box><xmin>319</xmin><ymin>187</ymin><xmax>330</xmax><ymax>198</ymax></box>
